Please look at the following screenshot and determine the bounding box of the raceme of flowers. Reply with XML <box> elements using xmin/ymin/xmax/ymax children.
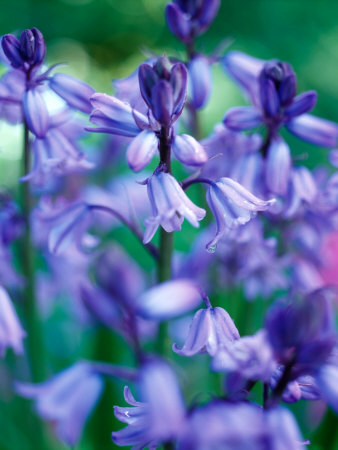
<box><xmin>0</xmin><ymin>1</ymin><xmax>337</xmax><ymax>449</ymax></box>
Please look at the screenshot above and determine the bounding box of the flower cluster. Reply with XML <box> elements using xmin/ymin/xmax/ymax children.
<box><xmin>0</xmin><ymin>1</ymin><xmax>337</xmax><ymax>449</ymax></box>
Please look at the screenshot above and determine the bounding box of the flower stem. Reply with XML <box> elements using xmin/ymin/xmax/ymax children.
<box><xmin>21</xmin><ymin>122</ymin><xmax>46</xmax><ymax>382</ymax></box>
<box><xmin>156</xmin><ymin>228</ymin><xmax>174</xmax><ymax>355</ymax></box>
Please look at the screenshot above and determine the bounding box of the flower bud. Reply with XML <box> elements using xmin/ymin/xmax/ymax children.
<box><xmin>1</xmin><ymin>34</ymin><xmax>24</xmax><ymax>68</ymax></box>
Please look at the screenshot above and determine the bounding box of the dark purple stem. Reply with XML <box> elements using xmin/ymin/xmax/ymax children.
<box><xmin>181</xmin><ymin>177</ymin><xmax>213</xmax><ymax>191</ymax></box>
<box><xmin>88</xmin><ymin>204</ymin><xmax>158</xmax><ymax>259</ymax></box>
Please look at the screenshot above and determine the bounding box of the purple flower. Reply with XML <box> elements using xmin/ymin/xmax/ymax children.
<box><xmin>206</xmin><ymin>177</ymin><xmax>275</xmax><ymax>251</ymax></box>
<box><xmin>270</xmin><ymin>368</ymin><xmax>321</xmax><ymax>403</ymax></box>
<box><xmin>15</xmin><ymin>362</ymin><xmax>104</xmax><ymax>446</ymax></box>
<box><xmin>113</xmin><ymin>360</ymin><xmax>186</xmax><ymax>448</ymax></box>
<box><xmin>265</xmin><ymin>290</ymin><xmax>336</xmax><ymax>377</ymax></box>
<box><xmin>0</xmin><ymin>286</ymin><xmax>26</xmax><ymax>356</ymax></box>
<box><xmin>137</xmin><ymin>279</ymin><xmax>202</xmax><ymax>320</ymax></box>
<box><xmin>2</xmin><ymin>28</ymin><xmax>45</xmax><ymax>70</ymax></box>
<box><xmin>20</xmin><ymin>111</ymin><xmax>94</xmax><ymax>184</ymax></box>
<box><xmin>177</xmin><ymin>401</ymin><xmax>267</xmax><ymax>449</ymax></box>
<box><xmin>173</xmin><ymin>305</ymin><xmax>239</xmax><ymax>357</ymax></box>
<box><xmin>212</xmin><ymin>330</ymin><xmax>277</xmax><ymax>382</ymax></box>
<box><xmin>223</xmin><ymin>52</ymin><xmax>338</xmax><ymax>149</ymax></box>
<box><xmin>165</xmin><ymin>0</ymin><xmax>220</xmax><ymax>43</ymax></box>
<box><xmin>138</xmin><ymin>56</ymin><xmax>188</xmax><ymax>126</ymax></box>
<box><xmin>143</xmin><ymin>171</ymin><xmax>205</xmax><ymax>243</ymax></box>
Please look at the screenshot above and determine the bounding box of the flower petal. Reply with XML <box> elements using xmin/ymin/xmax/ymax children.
<box><xmin>286</xmin><ymin>114</ymin><xmax>338</xmax><ymax>148</ymax></box>
<box><xmin>137</xmin><ymin>279</ymin><xmax>202</xmax><ymax>320</ymax></box>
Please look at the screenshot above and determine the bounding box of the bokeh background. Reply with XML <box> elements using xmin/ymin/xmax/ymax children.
<box><xmin>0</xmin><ymin>0</ymin><xmax>337</xmax><ymax>448</ymax></box>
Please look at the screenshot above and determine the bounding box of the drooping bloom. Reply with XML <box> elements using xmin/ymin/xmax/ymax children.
<box><xmin>265</xmin><ymin>289</ymin><xmax>337</xmax><ymax>378</ymax></box>
<box><xmin>0</xmin><ymin>29</ymin><xmax>94</xmax><ymax>180</ymax></box>
<box><xmin>212</xmin><ymin>330</ymin><xmax>277</xmax><ymax>383</ymax></box>
<box><xmin>177</xmin><ymin>401</ymin><xmax>305</xmax><ymax>450</ymax></box>
<box><xmin>15</xmin><ymin>362</ymin><xmax>104</xmax><ymax>446</ymax></box>
<box><xmin>173</xmin><ymin>305</ymin><xmax>239</xmax><ymax>357</ymax></box>
<box><xmin>0</xmin><ymin>286</ymin><xmax>26</xmax><ymax>356</ymax></box>
<box><xmin>113</xmin><ymin>360</ymin><xmax>186</xmax><ymax>448</ymax></box>
<box><xmin>206</xmin><ymin>177</ymin><xmax>275</xmax><ymax>250</ymax></box>
<box><xmin>143</xmin><ymin>171</ymin><xmax>206</xmax><ymax>243</ymax></box>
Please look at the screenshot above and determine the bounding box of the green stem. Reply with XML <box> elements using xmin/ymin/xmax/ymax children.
<box><xmin>156</xmin><ymin>228</ymin><xmax>174</xmax><ymax>355</ymax></box>
<box><xmin>21</xmin><ymin>122</ymin><xmax>46</xmax><ymax>382</ymax></box>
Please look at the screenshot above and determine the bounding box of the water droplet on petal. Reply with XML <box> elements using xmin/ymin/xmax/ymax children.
<box><xmin>207</xmin><ymin>244</ymin><xmax>217</xmax><ymax>253</ymax></box>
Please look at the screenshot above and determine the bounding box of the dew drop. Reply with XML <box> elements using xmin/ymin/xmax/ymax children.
<box><xmin>207</xmin><ymin>244</ymin><xmax>217</xmax><ymax>253</ymax></box>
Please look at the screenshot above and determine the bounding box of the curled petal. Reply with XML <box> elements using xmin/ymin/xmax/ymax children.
<box><xmin>90</xmin><ymin>93</ymin><xmax>145</xmax><ymax>137</ymax></box>
<box><xmin>224</xmin><ymin>106</ymin><xmax>263</xmax><ymax>131</ymax></box>
<box><xmin>49</xmin><ymin>73</ymin><xmax>95</xmax><ymax>114</ymax></box>
<box><xmin>173</xmin><ymin>134</ymin><xmax>208</xmax><ymax>166</ymax></box>
<box><xmin>266</xmin><ymin>138</ymin><xmax>291</xmax><ymax>195</ymax></box>
<box><xmin>23</xmin><ymin>88</ymin><xmax>49</xmax><ymax>138</ymax></box>
<box><xmin>137</xmin><ymin>279</ymin><xmax>202</xmax><ymax>320</ymax></box>
<box><xmin>286</xmin><ymin>113</ymin><xmax>338</xmax><ymax>148</ymax></box>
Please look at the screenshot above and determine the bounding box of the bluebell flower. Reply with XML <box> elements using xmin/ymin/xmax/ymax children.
<box><xmin>265</xmin><ymin>289</ymin><xmax>336</xmax><ymax>378</ymax></box>
<box><xmin>173</xmin><ymin>305</ymin><xmax>239</xmax><ymax>357</ymax></box>
<box><xmin>138</xmin><ymin>56</ymin><xmax>188</xmax><ymax>126</ymax></box>
<box><xmin>89</xmin><ymin>59</ymin><xmax>208</xmax><ymax>171</ymax></box>
<box><xmin>137</xmin><ymin>279</ymin><xmax>202</xmax><ymax>320</ymax></box>
<box><xmin>15</xmin><ymin>362</ymin><xmax>104</xmax><ymax>447</ymax></box>
<box><xmin>0</xmin><ymin>29</ymin><xmax>94</xmax><ymax>182</ymax></box>
<box><xmin>177</xmin><ymin>401</ymin><xmax>305</xmax><ymax>449</ymax></box>
<box><xmin>212</xmin><ymin>330</ymin><xmax>277</xmax><ymax>382</ymax></box>
<box><xmin>20</xmin><ymin>110</ymin><xmax>94</xmax><ymax>184</ymax></box>
<box><xmin>206</xmin><ymin>177</ymin><xmax>275</xmax><ymax>251</ymax></box>
<box><xmin>223</xmin><ymin>51</ymin><xmax>338</xmax><ymax>149</ymax></box>
<box><xmin>0</xmin><ymin>286</ymin><xmax>26</xmax><ymax>356</ymax></box>
<box><xmin>165</xmin><ymin>0</ymin><xmax>220</xmax><ymax>43</ymax></box>
<box><xmin>143</xmin><ymin>171</ymin><xmax>206</xmax><ymax>243</ymax></box>
<box><xmin>113</xmin><ymin>360</ymin><xmax>186</xmax><ymax>448</ymax></box>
